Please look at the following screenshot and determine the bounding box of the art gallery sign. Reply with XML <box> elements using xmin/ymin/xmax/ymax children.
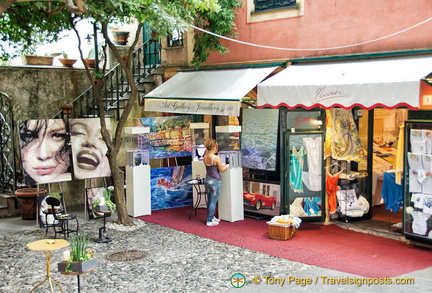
<box><xmin>145</xmin><ymin>98</ymin><xmax>240</xmax><ymax>116</ymax></box>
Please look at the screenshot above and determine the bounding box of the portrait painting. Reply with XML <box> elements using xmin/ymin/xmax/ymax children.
<box><xmin>19</xmin><ymin>119</ymin><xmax>72</xmax><ymax>185</ymax></box>
<box><xmin>69</xmin><ymin>118</ymin><xmax>112</xmax><ymax>180</ymax></box>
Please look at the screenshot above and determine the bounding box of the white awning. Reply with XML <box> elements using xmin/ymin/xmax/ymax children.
<box><xmin>144</xmin><ymin>67</ymin><xmax>277</xmax><ymax>115</ymax></box>
<box><xmin>258</xmin><ymin>56</ymin><xmax>432</xmax><ymax>110</ymax></box>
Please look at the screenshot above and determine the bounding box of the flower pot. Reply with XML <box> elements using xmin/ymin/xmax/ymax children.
<box><xmin>58</xmin><ymin>257</ymin><xmax>98</xmax><ymax>273</ymax></box>
<box><xmin>113</xmin><ymin>30</ymin><xmax>130</xmax><ymax>45</ymax></box>
<box><xmin>150</xmin><ymin>32</ymin><xmax>159</xmax><ymax>42</ymax></box>
<box><xmin>15</xmin><ymin>188</ymin><xmax>47</xmax><ymax>220</ymax></box>
<box><xmin>21</xmin><ymin>55</ymin><xmax>54</xmax><ymax>66</ymax></box>
<box><xmin>84</xmin><ymin>59</ymin><xmax>101</xmax><ymax>68</ymax></box>
<box><xmin>96</xmin><ymin>204</ymin><xmax>112</xmax><ymax>212</ymax></box>
<box><xmin>61</xmin><ymin>104</ymin><xmax>73</xmax><ymax>114</ymax></box>
<box><xmin>58</xmin><ymin>58</ymin><xmax>77</xmax><ymax>67</ymax></box>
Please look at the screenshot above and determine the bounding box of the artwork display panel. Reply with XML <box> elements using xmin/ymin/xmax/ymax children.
<box><xmin>150</xmin><ymin>165</ymin><xmax>193</xmax><ymax>210</ymax></box>
<box><xmin>19</xmin><ymin>119</ymin><xmax>72</xmax><ymax>185</ymax></box>
<box><xmin>86</xmin><ymin>187</ymin><xmax>105</xmax><ymax>219</ymax></box>
<box><xmin>241</xmin><ymin>109</ymin><xmax>278</xmax><ymax>171</ymax></box>
<box><xmin>243</xmin><ymin>180</ymin><xmax>280</xmax><ymax>217</ymax></box>
<box><xmin>69</xmin><ymin>118</ymin><xmax>112</xmax><ymax>180</ymax></box>
<box><xmin>140</xmin><ymin>116</ymin><xmax>193</xmax><ymax>159</ymax></box>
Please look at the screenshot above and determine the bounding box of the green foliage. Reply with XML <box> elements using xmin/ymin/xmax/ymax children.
<box><xmin>93</xmin><ymin>186</ymin><xmax>116</xmax><ymax>211</ymax></box>
<box><xmin>65</xmin><ymin>233</ymin><xmax>94</xmax><ymax>272</ymax></box>
<box><xmin>49</xmin><ymin>192</ymin><xmax>62</xmax><ymax>200</ymax></box>
<box><xmin>193</xmin><ymin>0</ymin><xmax>242</xmax><ymax>66</ymax></box>
<box><xmin>0</xmin><ymin>2</ymin><xmax>73</xmax><ymax>61</ymax></box>
<box><xmin>0</xmin><ymin>0</ymin><xmax>240</xmax><ymax>65</ymax></box>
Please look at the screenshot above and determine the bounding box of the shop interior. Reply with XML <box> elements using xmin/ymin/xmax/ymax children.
<box><xmin>340</xmin><ymin>108</ymin><xmax>408</xmax><ymax>234</ymax></box>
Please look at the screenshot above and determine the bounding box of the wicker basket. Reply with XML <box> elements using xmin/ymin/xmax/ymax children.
<box><xmin>267</xmin><ymin>222</ymin><xmax>297</xmax><ymax>240</ymax></box>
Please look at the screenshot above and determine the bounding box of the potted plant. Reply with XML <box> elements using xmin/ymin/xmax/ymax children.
<box><xmin>58</xmin><ymin>52</ymin><xmax>77</xmax><ymax>67</ymax></box>
<box><xmin>93</xmin><ymin>186</ymin><xmax>116</xmax><ymax>212</ymax></box>
<box><xmin>58</xmin><ymin>233</ymin><xmax>97</xmax><ymax>273</ymax></box>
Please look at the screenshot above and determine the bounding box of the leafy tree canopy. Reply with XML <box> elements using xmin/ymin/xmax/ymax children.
<box><xmin>0</xmin><ymin>0</ymin><xmax>242</xmax><ymax>64</ymax></box>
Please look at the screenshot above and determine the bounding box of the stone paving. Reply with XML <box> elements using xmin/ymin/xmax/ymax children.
<box><xmin>0</xmin><ymin>212</ymin><xmax>431</xmax><ymax>293</ymax></box>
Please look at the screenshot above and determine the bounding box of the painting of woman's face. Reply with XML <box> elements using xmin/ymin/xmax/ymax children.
<box><xmin>19</xmin><ymin>119</ymin><xmax>71</xmax><ymax>185</ymax></box>
<box><xmin>69</xmin><ymin>118</ymin><xmax>111</xmax><ymax>180</ymax></box>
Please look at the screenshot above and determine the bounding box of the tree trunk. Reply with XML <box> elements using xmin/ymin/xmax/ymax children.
<box><xmin>108</xmin><ymin>150</ymin><xmax>134</xmax><ymax>226</ymax></box>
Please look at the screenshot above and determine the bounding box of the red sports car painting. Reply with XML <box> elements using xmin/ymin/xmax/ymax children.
<box><xmin>243</xmin><ymin>192</ymin><xmax>277</xmax><ymax>211</ymax></box>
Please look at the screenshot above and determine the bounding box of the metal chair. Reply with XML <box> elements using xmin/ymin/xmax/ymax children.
<box><xmin>45</xmin><ymin>197</ymin><xmax>79</xmax><ymax>239</ymax></box>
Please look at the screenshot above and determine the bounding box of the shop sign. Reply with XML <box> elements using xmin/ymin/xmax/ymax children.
<box><xmin>145</xmin><ymin>99</ymin><xmax>240</xmax><ymax>116</ymax></box>
<box><xmin>287</xmin><ymin>111</ymin><xmax>322</xmax><ymax>130</ymax></box>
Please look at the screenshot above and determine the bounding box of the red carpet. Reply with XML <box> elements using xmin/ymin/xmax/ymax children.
<box><xmin>138</xmin><ymin>207</ymin><xmax>432</xmax><ymax>278</ymax></box>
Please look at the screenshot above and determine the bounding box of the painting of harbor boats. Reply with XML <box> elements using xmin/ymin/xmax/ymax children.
<box><xmin>150</xmin><ymin>165</ymin><xmax>193</xmax><ymax>210</ymax></box>
<box><xmin>141</xmin><ymin>116</ymin><xmax>193</xmax><ymax>159</ymax></box>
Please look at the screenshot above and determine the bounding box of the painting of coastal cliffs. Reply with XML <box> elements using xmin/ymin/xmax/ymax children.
<box><xmin>241</xmin><ymin>109</ymin><xmax>279</xmax><ymax>171</ymax></box>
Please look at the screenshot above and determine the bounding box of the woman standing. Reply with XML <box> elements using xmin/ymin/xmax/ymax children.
<box><xmin>203</xmin><ymin>138</ymin><xmax>229</xmax><ymax>227</ymax></box>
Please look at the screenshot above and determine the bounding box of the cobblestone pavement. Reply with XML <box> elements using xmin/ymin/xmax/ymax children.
<box><xmin>0</xmin><ymin>212</ymin><xmax>431</xmax><ymax>293</ymax></box>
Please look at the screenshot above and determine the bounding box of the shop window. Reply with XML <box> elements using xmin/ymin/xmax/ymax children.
<box><xmin>167</xmin><ymin>29</ymin><xmax>183</xmax><ymax>47</ymax></box>
<box><xmin>248</xmin><ymin>0</ymin><xmax>304</xmax><ymax>23</ymax></box>
<box><xmin>254</xmin><ymin>0</ymin><xmax>297</xmax><ymax>12</ymax></box>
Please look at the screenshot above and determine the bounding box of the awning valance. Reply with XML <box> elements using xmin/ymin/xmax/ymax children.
<box><xmin>144</xmin><ymin>67</ymin><xmax>277</xmax><ymax>116</ymax></box>
<box><xmin>257</xmin><ymin>56</ymin><xmax>432</xmax><ymax>110</ymax></box>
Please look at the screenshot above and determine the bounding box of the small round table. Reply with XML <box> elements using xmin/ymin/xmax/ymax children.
<box><xmin>94</xmin><ymin>209</ymin><xmax>113</xmax><ymax>243</ymax></box>
<box><xmin>61</xmin><ymin>267</ymin><xmax>96</xmax><ymax>293</ymax></box>
<box><xmin>185</xmin><ymin>178</ymin><xmax>208</xmax><ymax>220</ymax></box>
<box><xmin>27</xmin><ymin>239</ymin><xmax>69</xmax><ymax>293</ymax></box>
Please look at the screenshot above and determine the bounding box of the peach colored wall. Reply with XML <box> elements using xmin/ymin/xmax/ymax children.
<box><xmin>205</xmin><ymin>0</ymin><xmax>432</xmax><ymax>65</ymax></box>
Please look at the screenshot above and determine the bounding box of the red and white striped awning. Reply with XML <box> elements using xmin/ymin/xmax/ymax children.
<box><xmin>258</xmin><ymin>56</ymin><xmax>432</xmax><ymax>110</ymax></box>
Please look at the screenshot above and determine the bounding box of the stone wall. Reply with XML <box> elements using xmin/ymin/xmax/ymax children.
<box><xmin>0</xmin><ymin>65</ymin><xmax>91</xmax><ymax>208</ymax></box>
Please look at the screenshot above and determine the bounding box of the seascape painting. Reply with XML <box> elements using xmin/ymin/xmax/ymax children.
<box><xmin>150</xmin><ymin>165</ymin><xmax>193</xmax><ymax>210</ymax></box>
<box><xmin>141</xmin><ymin>116</ymin><xmax>193</xmax><ymax>159</ymax></box>
<box><xmin>241</xmin><ymin>109</ymin><xmax>279</xmax><ymax>171</ymax></box>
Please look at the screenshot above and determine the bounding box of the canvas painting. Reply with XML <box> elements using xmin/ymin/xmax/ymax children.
<box><xmin>19</xmin><ymin>119</ymin><xmax>72</xmax><ymax>185</ymax></box>
<box><xmin>69</xmin><ymin>118</ymin><xmax>112</xmax><ymax>180</ymax></box>
<box><xmin>241</xmin><ymin>109</ymin><xmax>279</xmax><ymax>171</ymax></box>
<box><xmin>150</xmin><ymin>165</ymin><xmax>193</xmax><ymax>210</ymax></box>
<box><xmin>243</xmin><ymin>181</ymin><xmax>280</xmax><ymax>217</ymax></box>
<box><xmin>86</xmin><ymin>187</ymin><xmax>105</xmax><ymax>219</ymax></box>
<box><xmin>140</xmin><ymin>116</ymin><xmax>193</xmax><ymax>159</ymax></box>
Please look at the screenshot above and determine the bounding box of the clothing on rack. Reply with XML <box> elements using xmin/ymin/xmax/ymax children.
<box><xmin>326</xmin><ymin>171</ymin><xmax>341</xmax><ymax>214</ymax></box>
<box><xmin>302</xmin><ymin>137</ymin><xmax>322</xmax><ymax>192</ymax></box>
<box><xmin>289</xmin><ymin>146</ymin><xmax>306</xmax><ymax>193</ymax></box>
<box><xmin>381</xmin><ymin>171</ymin><xmax>403</xmax><ymax>213</ymax></box>
<box><xmin>324</xmin><ymin>108</ymin><xmax>366</xmax><ymax>164</ymax></box>
<box><xmin>303</xmin><ymin>197</ymin><xmax>321</xmax><ymax>216</ymax></box>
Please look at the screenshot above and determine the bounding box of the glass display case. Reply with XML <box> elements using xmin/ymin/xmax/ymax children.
<box><xmin>215</xmin><ymin>125</ymin><xmax>241</xmax><ymax>152</ymax></box>
<box><xmin>218</xmin><ymin>151</ymin><xmax>241</xmax><ymax>168</ymax></box>
<box><xmin>190</xmin><ymin>123</ymin><xmax>209</xmax><ymax>146</ymax></box>
<box><xmin>124</xmin><ymin>126</ymin><xmax>150</xmax><ymax>151</ymax></box>
<box><xmin>126</xmin><ymin>151</ymin><xmax>149</xmax><ymax>167</ymax></box>
<box><xmin>403</xmin><ymin>121</ymin><xmax>432</xmax><ymax>243</ymax></box>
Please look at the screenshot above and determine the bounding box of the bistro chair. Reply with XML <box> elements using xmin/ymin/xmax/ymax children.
<box><xmin>45</xmin><ymin>197</ymin><xmax>79</xmax><ymax>239</ymax></box>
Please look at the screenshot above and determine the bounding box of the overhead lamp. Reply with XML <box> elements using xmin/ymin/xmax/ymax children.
<box><xmin>84</xmin><ymin>34</ymin><xmax>93</xmax><ymax>45</ymax></box>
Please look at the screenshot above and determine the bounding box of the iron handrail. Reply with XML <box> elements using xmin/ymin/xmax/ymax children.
<box><xmin>52</xmin><ymin>38</ymin><xmax>161</xmax><ymax>119</ymax></box>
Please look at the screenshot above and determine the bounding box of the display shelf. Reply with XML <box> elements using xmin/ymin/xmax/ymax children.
<box><xmin>215</xmin><ymin>125</ymin><xmax>241</xmax><ymax>151</ymax></box>
<box><xmin>403</xmin><ymin>121</ymin><xmax>432</xmax><ymax>243</ymax></box>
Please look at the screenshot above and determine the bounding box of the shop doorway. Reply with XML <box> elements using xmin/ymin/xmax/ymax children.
<box><xmin>356</xmin><ymin>108</ymin><xmax>407</xmax><ymax>234</ymax></box>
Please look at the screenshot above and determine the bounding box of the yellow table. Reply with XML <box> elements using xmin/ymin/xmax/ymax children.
<box><xmin>27</xmin><ymin>239</ymin><xmax>69</xmax><ymax>293</ymax></box>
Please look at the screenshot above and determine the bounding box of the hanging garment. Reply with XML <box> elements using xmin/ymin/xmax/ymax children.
<box><xmin>324</xmin><ymin>109</ymin><xmax>366</xmax><ymax>163</ymax></box>
<box><xmin>381</xmin><ymin>171</ymin><xmax>403</xmax><ymax>213</ymax></box>
<box><xmin>290</xmin><ymin>146</ymin><xmax>306</xmax><ymax>193</ymax></box>
<box><xmin>407</xmin><ymin>153</ymin><xmax>424</xmax><ymax>171</ymax></box>
<box><xmin>409</xmin><ymin>169</ymin><xmax>422</xmax><ymax>193</ymax></box>
<box><xmin>411</xmin><ymin>193</ymin><xmax>424</xmax><ymax>209</ymax></box>
<box><xmin>421</xmin><ymin>154</ymin><xmax>432</xmax><ymax>172</ymax></box>
<box><xmin>303</xmin><ymin>197</ymin><xmax>321</xmax><ymax>216</ymax></box>
<box><xmin>289</xmin><ymin>197</ymin><xmax>308</xmax><ymax>217</ymax></box>
<box><xmin>336</xmin><ymin>189</ymin><xmax>361</xmax><ymax>212</ymax></box>
<box><xmin>411</xmin><ymin>211</ymin><xmax>431</xmax><ymax>235</ymax></box>
<box><xmin>421</xmin><ymin>129</ymin><xmax>432</xmax><ymax>154</ymax></box>
<box><xmin>395</xmin><ymin>125</ymin><xmax>404</xmax><ymax>184</ymax></box>
<box><xmin>326</xmin><ymin>172</ymin><xmax>341</xmax><ymax>214</ymax></box>
<box><xmin>302</xmin><ymin>137</ymin><xmax>322</xmax><ymax>192</ymax></box>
